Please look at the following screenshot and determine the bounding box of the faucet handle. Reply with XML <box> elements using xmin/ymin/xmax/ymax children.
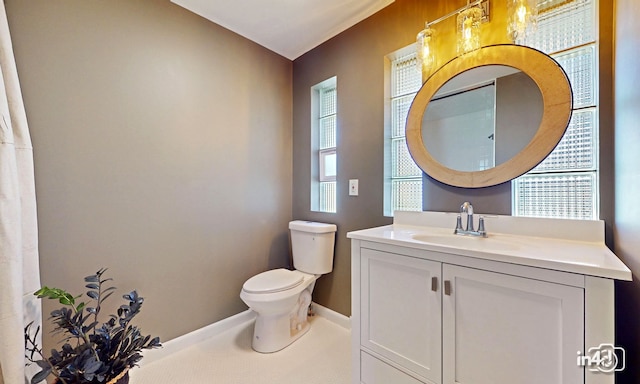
<box><xmin>454</xmin><ymin>215</ymin><xmax>463</xmax><ymax>234</ymax></box>
<box><xmin>478</xmin><ymin>216</ymin><xmax>486</xmax><ymax>236</ymax></box>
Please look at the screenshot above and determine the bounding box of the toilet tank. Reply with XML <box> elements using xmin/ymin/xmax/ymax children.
<box><xmin>289</xmin><ymin>221</ymin><xmax>337</xmax><ymax>274</ymax></box>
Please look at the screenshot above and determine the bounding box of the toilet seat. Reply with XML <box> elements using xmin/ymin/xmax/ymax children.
<box><xmin>242</xmin><ymin>268</ymin><xmax>304</xmax><ymax>294</ymax></box>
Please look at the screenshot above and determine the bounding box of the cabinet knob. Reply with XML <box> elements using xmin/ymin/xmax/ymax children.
<box><xmin>432</xmin><ymin>277</ymin><xmax>438</xmax><ymax>292</ymax></box>
<box><xmin>444</xmin><ymin>280</ymin><xmax>452</xmax><ymax>296</ymax></box>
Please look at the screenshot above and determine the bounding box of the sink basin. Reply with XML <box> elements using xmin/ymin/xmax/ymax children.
<box><xmin>412</xmin><ymin>233</ymin><xmax>520</xmax><ymax>252</ymax></box>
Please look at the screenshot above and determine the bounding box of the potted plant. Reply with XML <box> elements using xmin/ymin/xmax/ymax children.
<box><xmin>24</xmin><ymin>268</ymin><xmax>161</xmax><ymax>384</ymax></box>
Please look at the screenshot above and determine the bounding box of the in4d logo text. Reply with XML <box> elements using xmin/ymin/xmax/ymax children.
<box><xmin>577</xmin><ymin>344</ymin><xmax>625</xmax><ymax>373</ymax></box>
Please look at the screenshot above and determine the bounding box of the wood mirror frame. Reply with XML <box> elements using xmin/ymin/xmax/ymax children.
<box><xmin>406</xmin><ymin>44</ymin><xmax>573</xmax><ymax>188</ymax></box>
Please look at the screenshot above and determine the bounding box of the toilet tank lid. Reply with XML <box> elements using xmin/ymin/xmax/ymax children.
<box><xmin>243</xmin><ymin>268</ymin><xmax>304</xmax><ymax>294</ymax></box>
<box><xmin>289</xmin><ymin>220</ymin><xmax>337</xmax><ymax>233</ymax></box>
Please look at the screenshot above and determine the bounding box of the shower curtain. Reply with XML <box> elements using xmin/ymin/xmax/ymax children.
<box><xmin>0</xmin><ymin>1</ymin><xmax>42</xmax><ymax>383</ymax></box>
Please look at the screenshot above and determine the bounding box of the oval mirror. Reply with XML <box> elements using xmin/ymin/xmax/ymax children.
<box><xmin>406</xmin><ymin>44</ymin><xmax>573</xmax><ymax>188</ymax></box>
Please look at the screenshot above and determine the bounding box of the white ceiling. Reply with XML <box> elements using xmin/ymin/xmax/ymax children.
<box><xmin>171</xmin><ymin>0</ymin><xmax>395</xmax><ymax>60</ymax></box>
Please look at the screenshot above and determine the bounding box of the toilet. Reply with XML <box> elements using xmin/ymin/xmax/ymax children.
<box><xmin>240</xmin><ymin>220</ymin><xmax>337</xmax><ymax>353</ymax></box>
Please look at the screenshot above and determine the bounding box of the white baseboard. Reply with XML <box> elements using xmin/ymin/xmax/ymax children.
<box><xmin>140</xmin><ymin>303</ymin><xmax>350</xmax><ymax>366</ymax></box>
<box><xmin>311</xmin><ymin>301</ymin><xmax>351</xmax><ymax>330</ymax></box>
<box><xmin>140</xmin><ymin>309</ymin><xmax>256</xmax><ymax>366</ymax></box>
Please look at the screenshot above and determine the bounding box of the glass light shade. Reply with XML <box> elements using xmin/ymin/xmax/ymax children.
<box><xmin>507</xmin><ymin>0</ymin><xmax>538</xmax><ymax>41</ymax></box>
<box><xmin>416</xmin><ymin>27</ymin><xmax>436</xmax><ymax>76</ymax></box>
<box><xmin>456</xmin><ymin>6</ymin><xmax>482</xmax><ymax>55</ymax></box>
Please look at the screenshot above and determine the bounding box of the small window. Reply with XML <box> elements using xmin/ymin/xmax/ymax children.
<box><xmin>319</xmin><ymin>149</ymin><xmax>337</xmax><ymax>182</ymax></box>
<box><xmin>311</xmin><ymin>77</ymin><xmax>337</xmax><ymax>213</ymax></box>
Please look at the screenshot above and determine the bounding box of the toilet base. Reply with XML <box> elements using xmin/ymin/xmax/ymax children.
<box><xmin>252</xmin><ymin>315</ymin><xmax>310</xmax><ymax>353</ymax></box>
<box><xmin>251</xmin><ymin>288</ymin><xmax>313</xmax><ymax>353</ymax></box>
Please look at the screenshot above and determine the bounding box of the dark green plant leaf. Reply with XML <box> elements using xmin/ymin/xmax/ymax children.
<box><xmin>118</xmin><ymin>306</ymin><xmax>128</xmax><ymax>317</ymax></box>
<box><xmin>82</xmin><ymin>321</ymin><xmax>99</xmax><ymax>334</ymax></box>
<box><xmin>147</xmin><ymin>337</ymin><xmax>162</xmax><ymax>348</ymax></box>
<box><xmin>50</xmin><ymin>348</ymin><xmax>62</xmax><ymax>361</ymax></box>
<box><xmin>86</xmin><ymin>290</ymin><xmax>99</xmax><ymax>300</ymax></box>
<box><xmin>84</xmin><ymin>358</ymin><xmax>103</xmax><ymax>374</ymax></box>
<box><xmin>112</xmin><ymin>328</ymin><xmax>125</xmax><ymax>343</ymax></box>
<box><xmin>85</xmin><ymin>283</ymin><xmax>99</xmax><ymax>290</ymax></box>
<box><xmin>84</xmin><ymin>271</ymin><xmax>102</xmax><ymax>283</ymax></box>
<box><xmin>31</xmin><ymin>366</ymin><xmax>51</xmax><ymax>384</ymax></box>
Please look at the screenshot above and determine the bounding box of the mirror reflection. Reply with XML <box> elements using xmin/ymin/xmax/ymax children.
<box><xmin>422</xmin><ymin>65</ymin><xmax>543</xmax><ymax>172</ymax></box>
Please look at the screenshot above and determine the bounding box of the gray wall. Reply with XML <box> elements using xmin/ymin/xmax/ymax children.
<box><xmin>6</xmin><ymin>0</ymin><xmax>293</xmax><ymax>348</ymax></box>
<box><xmin>614</xmin><ymin>0</ymin><xmax>640</xmax><ymax>382</ymax></box>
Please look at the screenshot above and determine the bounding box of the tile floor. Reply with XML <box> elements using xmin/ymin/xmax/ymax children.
<box><xmin>130</xmin><ymin>315</ymin><xmax>351</xmax><ymax>383</ymax></box>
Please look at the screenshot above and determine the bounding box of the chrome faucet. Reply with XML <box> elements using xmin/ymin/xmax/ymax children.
<box><xmin>461</xmin><ymin>201</ymin><xmax>474</xmax><ymax>232</ymax></box>
<box><xmin>454</xmin><ymin>201</ymin><xmax>487</xmax><ymax>237</ymax></box>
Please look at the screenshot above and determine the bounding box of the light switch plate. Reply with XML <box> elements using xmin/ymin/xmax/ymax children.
<box><xmin>349</xmin><ymin>179</ymin><xmax>359</xmax><ymax>196</ymax></box>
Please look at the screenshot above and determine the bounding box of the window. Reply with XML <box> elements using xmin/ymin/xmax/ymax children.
<box><xmin>384</xmin><ymin>47</ymin><xmax>423</xmax><ymax>216</ymax></box>
<box><xmin>311</xmin><ymin>77</ymin><xmax>337</xmax><ymax>213</ymax></box>
<box><xmin>513</xmin><ymin>0</ymin><xmax>598</xmax><ymax>220</ymax></box>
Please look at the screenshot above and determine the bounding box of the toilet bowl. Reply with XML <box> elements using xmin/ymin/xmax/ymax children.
<box><xmin>240</xmin><ymin>269</ymin><xmax>317</xmax><ymax>353</ymax></box>
<box><xmin>240</xmin><ymin>221</ymin><xmax>336</xmax><ymax>353</ymax></box>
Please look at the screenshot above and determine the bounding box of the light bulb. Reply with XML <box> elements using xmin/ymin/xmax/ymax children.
<box><xmin>508</xmin><ymin>0</ymin><xmax>538</xmax><ymax>41</ymax></box>
<box><xmin>457</xmin><ymin>6</ymin><xmax>482</xmax><ymax>55</ymax></box>
<box><xmin>516</xmin><ymin>4</ymin><xmax>527</xmax><ymax>23</ymax></box>
<box><xmin>416</xmin><ymin>27</ymin><xmax>436</xmax><ymax>76</ymax></box>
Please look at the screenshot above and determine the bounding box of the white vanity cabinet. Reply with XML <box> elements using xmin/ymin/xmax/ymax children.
<box><xmin>349</xmin><ymin>212</ymin><xmax>632</xmax><ymax>384</ymax></box>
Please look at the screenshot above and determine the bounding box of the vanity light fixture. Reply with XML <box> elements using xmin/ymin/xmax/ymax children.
<box><xmin>416</xmin><ymin>0</ymin><xmax>489</xmax><ymax>76</ymax></box>
<box><xmin>507</xmin><ymin>0</ymin><xmax>538</xmax><ymax>41</ymax></box>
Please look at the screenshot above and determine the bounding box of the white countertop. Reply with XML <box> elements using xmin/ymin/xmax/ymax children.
<box><xmin>347</xmin><ymin>211</ymin><xmax>632</xmax><ymax>281</ymax></box>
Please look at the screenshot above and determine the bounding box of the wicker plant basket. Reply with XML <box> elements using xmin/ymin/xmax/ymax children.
<box><xmin>53</xmin><ymin>369</ymin><xmax>129</xmax><ymax>384</ymax></box>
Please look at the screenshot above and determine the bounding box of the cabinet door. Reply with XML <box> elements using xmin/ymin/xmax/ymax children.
<box><xmin>361</xmin><ymin>248</ymin><xmax>442</xmax><ymax>383</ymax></box>
<box><xmin>442</xmin><ymin>264</ymin><xmax>584</xmax><ymax>384</ymax></box>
